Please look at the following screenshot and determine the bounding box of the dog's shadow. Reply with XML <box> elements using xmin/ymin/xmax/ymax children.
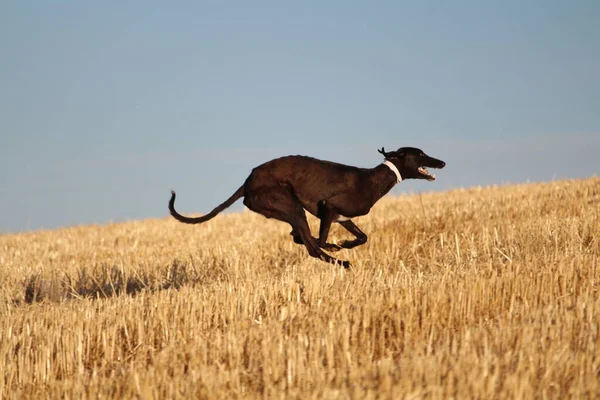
<box><xmin>17</xmin><ymin>260</ymin><xmax>211</xmax><ymax>305</ymax></box>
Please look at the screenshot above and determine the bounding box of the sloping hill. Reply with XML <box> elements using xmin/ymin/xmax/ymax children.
<box><xmin>1</xmin><ymin>178</ymin><xmax>599</xmax><ymax>398</ymax></box>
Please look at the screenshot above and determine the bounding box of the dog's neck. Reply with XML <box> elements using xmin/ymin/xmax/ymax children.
<box><xmin>382</xmin><ymin>160</ymin><xmax>402</xmax><ymax>183</ymax></box>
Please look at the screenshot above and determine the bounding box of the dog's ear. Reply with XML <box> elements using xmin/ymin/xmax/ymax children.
<box><xmin>378</xmin><ymin>147</ymin><xmax>391</xmax><ymax>158</ymax></box>
<box><xmin>379</xmin><ymin>147</ymin><xmax>406</xmax><ymax>159</ymax></box>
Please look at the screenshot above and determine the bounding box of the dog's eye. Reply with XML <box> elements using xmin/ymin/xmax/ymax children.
<box><xmin>419</xmin><ymin>153</ymin><xmax>425</xmax><ymax>157</ymax></box>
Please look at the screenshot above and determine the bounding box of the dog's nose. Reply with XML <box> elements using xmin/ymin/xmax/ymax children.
<box><xmin>440</xmin><ymin>161</ymin><xmax>446</xmax><ymax>168</ymax></box>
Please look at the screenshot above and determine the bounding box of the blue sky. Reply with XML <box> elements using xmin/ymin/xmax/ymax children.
<box><xmin>1</xmin><ymin>1</ymin><xmax>599</xmax><ymax>232</ymax></box>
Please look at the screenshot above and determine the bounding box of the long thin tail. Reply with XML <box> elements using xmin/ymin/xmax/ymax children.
<box><xmin>169</xmin><ymin>186</ymin><xmax>244</xmax><ymax>224</ymax></box>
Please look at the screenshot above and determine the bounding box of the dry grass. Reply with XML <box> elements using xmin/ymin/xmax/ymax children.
<box><xmin>1</xmin><ymin>177</ymin><xmax>599</xmax><ymax>399</ymax></box>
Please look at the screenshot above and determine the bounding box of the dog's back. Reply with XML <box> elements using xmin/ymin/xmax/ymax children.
<box><xmin>248</xmin><ymin>155</ymin><xmax>364</xmax><ymax>185</ymax></box>
<box><xmin>245</xmin><ymin>155</ymin><xmax>366</xmax><ymax>199</ymax></box>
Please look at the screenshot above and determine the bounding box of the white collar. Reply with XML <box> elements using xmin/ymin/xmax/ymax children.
<box><xmin>382</xmin><ymin>160</ymin><xmax>402</xmax><ymax>183</ymax></box>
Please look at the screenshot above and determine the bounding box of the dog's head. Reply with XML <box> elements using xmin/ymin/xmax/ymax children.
<box><xmin>378</xmin><ymin>147</ymin><xmax>446</xmax><ymax>181</ymax></box>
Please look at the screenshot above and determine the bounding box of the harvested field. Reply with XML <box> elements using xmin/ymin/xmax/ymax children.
<box><xmin>1</xmin><ymin>178</ymin><xmax>599</xmax><ymax>399</ymax></box>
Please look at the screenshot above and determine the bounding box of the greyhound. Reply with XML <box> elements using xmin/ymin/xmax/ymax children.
<box><xmin>169</xmin><ymin>146</ymin><xmax>445</xmax><ymax>267</ymax></box>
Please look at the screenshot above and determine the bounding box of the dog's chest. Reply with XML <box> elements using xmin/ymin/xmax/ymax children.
<box><xmin>302</xmin><ymin>207</ymin><xmax>353</xmax><ymax>222</ymax></box>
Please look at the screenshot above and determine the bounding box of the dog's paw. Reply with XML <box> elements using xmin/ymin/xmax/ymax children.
<box><xmin>323</xmin><ymin>243</ymin><xmax>342</xmax><ymax>252</ymax></box>
<box><xmin>337</xmin><ymin>240</ymin><xmax>350</xmax><ymax>248</ymax></box>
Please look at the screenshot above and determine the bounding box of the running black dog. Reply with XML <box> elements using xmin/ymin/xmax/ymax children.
<box><xmin>169</xmin><ymin>147</ymin><xmax>445</xmax><ymax>267</ymax></box>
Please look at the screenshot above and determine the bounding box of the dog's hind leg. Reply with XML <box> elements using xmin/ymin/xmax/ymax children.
<box><xmin>289</xmin><ymin>230</ymin><xmax>304</xmax><ymax>245</ymax></box>
<box><xmin>337</xmin><ymin>220</ymin><xmax>368</xmax><ymax>249</ymax></box>
<box><xmin>289</xmin><ymin>229</ymin><xmax>341</xmax><ymax>252</ymax></box>
<box><xmin>291</xmin><ymin>214</ymin><xmax>349</xmax><ymax>268</ymax></box>
<box><xmin>289</xmin><ymin>200</ymin><xmax>342</xmax><ymax>252</ymax></box>
<box><xmin>245</xmin><ymin>187</ymin><xmax>350</xmax><ymax>268</ymax></box>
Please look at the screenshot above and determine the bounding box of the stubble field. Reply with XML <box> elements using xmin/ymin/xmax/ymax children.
<box><xmin>1</xmin><ymin>178</ymin><xmax>599</xmax><ymax>399</ymax></box>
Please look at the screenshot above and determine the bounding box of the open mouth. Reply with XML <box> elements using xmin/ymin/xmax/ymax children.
<box><xmin>418</xmin><ymin>166</ymin><xmax>436</xmax><ymax>181</ymax></box>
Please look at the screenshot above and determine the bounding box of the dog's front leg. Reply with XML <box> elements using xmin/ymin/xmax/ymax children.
<box><xmin>337</xmin><ymin>220</ymin><xmax>368</xmax><ymax>249</ymax></box>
